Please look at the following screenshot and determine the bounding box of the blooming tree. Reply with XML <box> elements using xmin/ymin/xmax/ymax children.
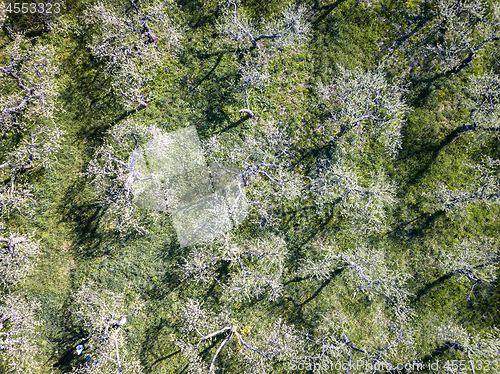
<box><xmin>424</xmin><ymin>156</ymin><xmax>500</xmax><ymax>215</ymax></box>
<box><xmin>0</xmin><ymin>33</ymin><xmax>64</xmax><ymax>217</ymax></box>
<box><xmin>0</xmin><ymin>229</ymin><xmax>40</xmax><ymax>287</ymax></box>
<box><xmin>174</xmin><ymin>299</ymin><xmax>303</xmax><ymax>374</ymax></box>
<box><xmin>217</xmin><ymin>1</ymin><xmax>310</xmax><ymax>116</ymax></box>
<box><xmin>437</xmin><ymin>325</ymin><xmax>500</xmax><ymax>374</ymax></box>
<box><xmin>0</xmin><ymin>224</ymin><xmax>42</xmax><ymax>373</ymax></box>
<box><xmin>312</xmin><ymin>156</ymin><xmax>397</xmax><ymax>234</ymax></box>
<box><xmin>0</xmin><ymin>33</ymin><xmax>59</xmax><ymax>133</ymax></box>
<box><xmin>437</xmin><ymin>237</ymin><xmax>499</xmax><ymax>300</ymax></box>
<box><xmin>451</xmin><ymin>71</ymin><xmax>500</xmax><ymax>142</ymax></box>
<box><xmin>422</xmin><ymin>0</ymin><xmax>499</xmax><ymax>75</ymax></box>
<box><xmin>204</xmin><ymin>122</ymin><xmax>304</xmax><ymax>227</ymax></box>
<box><xmin>318</xmin><ymin>66</ymin><xmax>409</xmax><ymax>156</ymax></box>
<box><xmin>70</xmin><ymin>282</ymin><xmax>144</xmax><ymax>374</ymax></box>
<box><xmin>85</xmin><ymin>119</ymin><xmax>176</xmax><ymax>234</ymax></box>
<box><xmin>0</xmin><ymin>294</ymin><xmax>42</xmax><ymax>374</ymax></box>
<box><xmin>179</xmin><ymin>232</ymin><xmax>288</xmax><ymax>302</ymax></box>
<box><xmin>0</xmin><ymin>125</ymin><xmax>64</xmax><ymax>217</ymax></box>
<box><xmin>84</xmin><ymin>0</ymin><xmax>181</xmax><ymax>109</ymax></box>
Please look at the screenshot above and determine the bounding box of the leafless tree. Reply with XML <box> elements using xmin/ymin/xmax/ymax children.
<box><xmin>235</xmin><ymin>56</ymin><xmax>270</xmax><ymax>118</ymax></box>
<box><xmin>311</xmin><ymin>66</ymin><xmax>405</xmax><ymax>236</ymax></box>
<box><xmin>0</xmin><ymin>33</ymin><xmax>64</xmax><ymax>218</ymax></box>
<box><xmin>299</xmin><ymin>306</ymin><xmax>418</xmax><ymax>374</ymax></box>
<box><xmin>300</xmin><ymin>240</ymin><xmax>411</xmax><ymax>303</ymax></box>
<box><xmin>297</xmin><ymin>241</ymin><xmax>418</xmax><ymax>373</ymax></box>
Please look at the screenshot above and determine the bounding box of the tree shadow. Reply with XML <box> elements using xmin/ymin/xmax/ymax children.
<box><xmin>414</xmin><ymin>272</ymin><xmax>455</xmax><ymax>302</ymax></box>
<box><xmin>400</xmin><ymin>122</ymin><xmax>470</xmax><ymax>187</ymax></box>
<box><xmin>58</xmin><ymin>61</ymin><xmax>125</xmax><ymax>154</ymax></box>
<box><xmin>193</xmin><ymin>51</ymin><xmax>225</xmax><ymax>89</ymax></box>
<box><xmin>187</xmin><ymin>67</ymin><xmax>243</xmax><ymax>138</ymax></box>
<box><xmin>215</xmin><ymin>116</ymin><xmax>250</xmax><ymax>134</ymax></box>
<box><xmin>282</xmin><ymin>269</ymin><xmax>343</xmax><ymax>327</ymax></box>
<box><xmin>297</xmin><ymin>275</ymin><xmax>334</xmax><ymax>307</ymax></box>
<box><xmin>57</xmin><ymin>179</ymin><xmax>109</xmax><ymax>259</ymax></box>
<box><xmin>279</xmin><ymin>203</ymin><xmax>338</xmax><ymax>268</ymax></box>
<box><xmin>384</xmin><ymin>5</ymin><xmax>432</xmax><ymax>55</ymax></box>
<box><xmin>55</xmin><ymin>39</ymin><xmax>147</xmax><ymax>258</ymax></box>
<box><xmin>311</xmin><ymin>0</ymin><xmax>348</xmax><ymax>26</ymax></box>
<box><xmin>420</xmin><ymin>344</ymin><xmax>451</xmax><ymax>366</ymax></box>
<box><xmin>387</xmin><ymin>211</ymin><xmax>445</xmax><ymax>241</ymax></box>
<box><xmin>151</xmin><ymin>349</ymin><xmax>182</xmax><ymax>370</ymax></box>
<box><xmin>140</xmin><ymin>314</ymin><xmax>181</xmax><ymax>372</ymax></box>
<box><xmin>51</xmin><ymin>298</ymin><xmax>87</xmax><ymax>373</ymax></box>
<box><xmin>175</xmin><ymin>0</ymin><xmax>219</xmax><ymax>29</ymax></box>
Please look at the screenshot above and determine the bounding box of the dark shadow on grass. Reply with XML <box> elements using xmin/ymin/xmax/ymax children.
<box><xmin>385</xmin><ymin>211</ymin><xmax>445</xmax><ymax>241</ymax></box>
<box><xmin>283</xmin><ymin>269</ymin><xmax>343</xmax><ymax>326</ymax></box>
<box><xmin>193</xmin><ymin>51</ymin><xmax>225</xmax><ymax>89</ymax></box>
<box><xmin>51</xmin><ymin>301</ymin><xmax>87</xmax><ymax>373</ymax></box>
<box><xmin>216</xmin><ymin>116</ymin><xmax>249</xmax><ymax>134</ymax></box>
<box><xmin>414</xmin><ymin>272</ymin><xmax>455</xmax><ymax>302</ymax></box>
<box><xmin>175</xmin><ymin>0</ymin><xmax>219</xmax><ymax>29</ymax></box>
<box><xmin>299</xmin><ymin>277</ymin><xmax>333</xmax><ymax>307</ymax></box>
<box><xmin>140</xmin><ymin>313</ymin><xmax>181</xmax><ymax>372</ymax></box>
<box><xmin>151</xmin><ymin>349</ymin><xmax>182</xmax><ymax>369</ymax></box>
<box><xmin>59</xmin><ymin>65</ymin><xmax>125</xmax><ymax>153</ymax></box>
<box><xmin>57</xmin><ymin>182</ymin><xmax>107</xmax><ymax>257</ymax></box>
<box><xmin>312</xmin><ymin>0</ymin><xmax>348</xmax><ymax>26</ymax></box>
<box><xmin>56</xmin><ymin>173</ymin><xmax>128</xmax><ymax>262</ymax></box>
<box><xmin>400</xmin><ymin>125</ymin><xmax>473</xmax><ymax>187</ymax></box>
<box><xmin>420</xmin><ymin>344</ymin><xmax>451</xmax><ymax>366</ymax></box>
<box><xmin>55</xmin><ymin>44</ymin><xmax>149</xmax><ymax>258</ymax></box>
<box><xmin>279</xmin><ymin>202</ymin><xmax>338</xmax><ymax>271</ymax></box>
